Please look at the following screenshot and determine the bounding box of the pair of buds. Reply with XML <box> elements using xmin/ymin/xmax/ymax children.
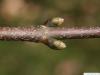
<box><xmin>39</xmin><ymin>17</ymin><xmax>66</xmax><ymax>50</ymax></box>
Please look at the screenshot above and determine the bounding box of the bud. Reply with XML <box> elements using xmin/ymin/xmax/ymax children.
<box><xmin>52</xmin><ymin>40</ymin><xmax>66</xmax><ymax>50</ymax></box>
<box><xmin>51</xmin><ymin>17</ymin><xmax>64</xmax><ymax>26</ymax></box>
<box><xmin>44</xmin><ymin>38</ymin><xmax>66</xmax><ymax>50</ymax></box>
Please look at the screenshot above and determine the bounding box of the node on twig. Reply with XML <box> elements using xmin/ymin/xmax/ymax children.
<box><xmin>40</xmin><ymin>17</ymin><xmax>66</xmax><ymax>50</ymax></box>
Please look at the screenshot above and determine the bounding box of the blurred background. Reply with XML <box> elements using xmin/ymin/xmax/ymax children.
<box><xmin>0</xmin><ymin>0</ymin><xmax>100</xmax><ymax>75</ymax></box>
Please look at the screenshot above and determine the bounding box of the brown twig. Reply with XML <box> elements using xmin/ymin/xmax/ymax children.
<box><xmin>0</xmin><ymin>26</ymin><xmax>100</xmax><ymax>40</ymax></box>
<box><xmin>0</xmin><ymin>26</ymin><xmax>100</xmax><ymax>49</ymax></box>
<box><xmin>50</xmin><ymin>27</ymin><xmax>100</xmax><ymax>39</ymax></box>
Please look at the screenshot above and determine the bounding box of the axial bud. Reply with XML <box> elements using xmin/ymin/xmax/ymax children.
<box><xmin>51</xmin><ymin>17</ymin><xmax>64</xmax><ymax>26</ymax></box>
<box><xmin>52</xmin><ymin>40</ymin><xmax>66</xmax><ymax>50</ymax></box>
<box><xmin>43</xmin><ymin>38</ymin><xmax>66</xmax><ymax>50</ymax></box>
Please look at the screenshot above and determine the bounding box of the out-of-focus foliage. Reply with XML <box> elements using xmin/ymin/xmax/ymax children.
<box><xmin>0</xmin><ymin>0</ymin><xmax>100</xmax><ymax>75</ymax></box>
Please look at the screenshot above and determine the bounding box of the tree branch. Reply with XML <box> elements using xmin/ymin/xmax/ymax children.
<box><xmin>0</xmin><ymin>26</ymin><xmax>100</xmax><ymax>40</ymax></box>
<box><xmin>0</xmin><ymin>26</ymin><xmax>100</xmax><ymax>49</ymax></box>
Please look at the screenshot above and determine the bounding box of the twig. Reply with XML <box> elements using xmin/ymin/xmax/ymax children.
<box><xmin>0</xmin><ymin>26</ymin><xmax>100</xmax><ymax>50</ymax></box>
<box><xmin>0</xmin><ymin>26</ymin><xmax>100</xmax><ymax>40</ymax></box>
<box><xmin>50</xmin><ymin>27</ymin><xmax>100</xmax><ymax>39</ymax></box>
<box><xmin>0</xmin><ymin>17</ymin><xmax>100</xmax><ymax>50</ymax></box>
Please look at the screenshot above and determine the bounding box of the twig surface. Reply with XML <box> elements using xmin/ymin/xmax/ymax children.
<box><xmin>0</xmin><ymin>26</ymin><xmax>100</xmax><ymax>41</ymax></box>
